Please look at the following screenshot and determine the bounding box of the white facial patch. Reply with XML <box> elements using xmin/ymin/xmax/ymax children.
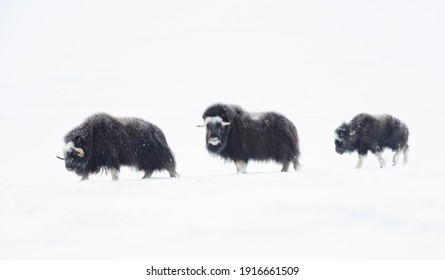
<box><xmin>204</xmin><ymin>116</ymin><xmax>224</xmax><ymax>126</ymax></box>
<box><xmin>204</xmin><ymin>116</ymin><xmax>226</xmax><ymax>146</ymax></box>
<box><xmin>334</xmin><ymin>132</ymin><xmax>341</xmax><ymax>141</ymax></box>
<box><xmin>208</xmin><ymin>137</ymin><xmax>221</xmax><ymax>146</ymax></box>
<box><xmin>63</xmin><ymin>141</ymin><xmax>75</xmax><ymax>154</ymax></box>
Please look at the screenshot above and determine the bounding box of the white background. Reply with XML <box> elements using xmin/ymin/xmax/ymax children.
<box><xmin>1</xmin><ymin>0</ymin><xmax>445</xmax><ymax>276</ymax></box>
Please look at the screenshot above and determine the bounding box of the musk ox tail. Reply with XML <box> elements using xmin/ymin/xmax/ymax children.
<box><xmin>289</xmin><ymin>125</ymin><xmax>301</xmax><ymax>171</ymax></box>
<box><xmin>280</xmin><ymin>126</ymin><xmax>301</xmax><ymax>172</ymax></box>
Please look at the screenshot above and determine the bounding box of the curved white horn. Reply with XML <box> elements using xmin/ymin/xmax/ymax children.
<box><xmin>197</xmin><ymin>124</ymin><xmax>205</xmax><ymax>128</ymax></box>
<box><xmin>62</xmin><ymin>141</ymin><xmax>85</xmax><ymax>157</ymax></box>
<box><xmin>73</xmin><ymin>147</ymin><xmax>85</xmax><ymax>157</ymax></box>
<box><xmin>57</xmin><ymin>155</ymin><xmax>65</xmax><ymax>160</ymax></box>
<box><xmin>222</xmin><ymin>121</ymin><xmax>231</xmax><ymax>126</ymax></box>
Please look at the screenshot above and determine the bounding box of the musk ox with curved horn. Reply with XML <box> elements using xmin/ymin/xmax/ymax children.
<box><xmin>58</xmin><ymin>113</ymin><xmax>178</xmax><ymax>180</ymax></box>
<box><xmin>198</xmin><ymin>103</ymin><xmax>301</xmax><ymax>173</ymax></box>
<box><xmin>334</xmin><ymin>113</ymin><xmax>409</xmax><ymax>169</ymax></box>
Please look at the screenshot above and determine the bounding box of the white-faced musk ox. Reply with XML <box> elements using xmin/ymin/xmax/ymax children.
<box><xmin>198</xmin><ymin>103</ymin><xmax>301</xmax><ymax>173</ymax></box>
<box><xmin>334</xmin><ymin>113</ymin><xmax>409</xmax><ymax>169</ymax></box>
<box><xmin>58</xmin><ymin>113</ymin><xmax>178</xmax><ymax>180</ymax></box>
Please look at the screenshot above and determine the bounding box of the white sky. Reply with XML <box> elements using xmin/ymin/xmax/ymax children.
<box><xmin>1</xmin><ymin>0</ymin><xmax>444</xmax><ymax>83</ymax></box>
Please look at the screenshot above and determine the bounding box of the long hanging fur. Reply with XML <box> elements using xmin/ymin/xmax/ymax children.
<box><xmin>201</xmin><ymin>103</ymin><xmax>301</xmax><ymax>173</ymax></box>
<box><xmin>334</xmin><ymin>113</ymin><xmax>409</xmax><ymax>168</ymax></box>
<box><xmin>61</xmin><ymin>113</ymin><xmax>178</xmax><ymax>180</ymax></box>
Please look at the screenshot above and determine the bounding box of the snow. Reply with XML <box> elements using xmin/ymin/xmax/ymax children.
<box><xmin>1</xmin><ymin>0</ymin><xmax>445</xmax><ymax>259</ymax></box>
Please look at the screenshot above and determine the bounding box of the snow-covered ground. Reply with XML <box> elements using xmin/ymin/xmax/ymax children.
<box><xmin>1</xmin><ymin>0</ymin><xmax>445</xmax><ymax>259</ymax></box>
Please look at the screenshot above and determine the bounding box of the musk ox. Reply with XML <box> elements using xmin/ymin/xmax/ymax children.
<box><xmin>334</xmin><ymin>113</ymin><xmax>409</xmax><ymax>169</ymax></box>
<box><xmin>198</xmin><ymin>103</ymin><xmax>301</xmax><ymax>173</ymax></box>
<box><xmin>58</xmin><ymin>113</ymin><xmax>178</xmax><ymax>180</ymax></box>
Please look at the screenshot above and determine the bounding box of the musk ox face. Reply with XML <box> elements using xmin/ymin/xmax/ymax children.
<box><xmin>334</xmin><ymin>123</ymin><xmax>356</xmax><ymax>155</ymax></box>
<box><xmin>60</xmin><ymin>139</ymin><xmax>90</xmax><ymax>176</ymax></box>
<box><xmin>202</xmin><ymin>116</ymin><xmax>231</xmax><ymax>154</ymax></box>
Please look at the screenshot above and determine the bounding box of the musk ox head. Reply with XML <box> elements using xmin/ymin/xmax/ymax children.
<box><xmin>334</xmin><ymin>122</ymin><xmax>357</xmax><ymax>155</ymax></box>
<box><xmin>58</xmin><ymin>136</ymin><xmax>91</xmax><ymax>176</ymax></box>
<box><xmin>198</xmin><ymin>103</ymin><xmax>237</xmax><ymax>154</ymax></box>
<box><xmin>199</xmin><ymin>116</ymin><xmax>231</xmax><ymax>154</ymax></box>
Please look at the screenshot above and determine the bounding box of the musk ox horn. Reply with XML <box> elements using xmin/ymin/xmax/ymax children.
<box><xmin>57</xmin><ymin>155</ymin><xmax>65</xmax><ymax>160</ymax></box>
<box><xmin>197</xmin><ymin>122</ymin><xmax>230</xmax><ymax>127</ymax></box>
<box><xmin>62</xmin><ymin>141</ymin><xmax>85</xmax><ymax>157</ymax></box>
<box><xmin>73</xmin><ymin>147</ymin><xmax>85</xmax><ymax>157</ymax></box>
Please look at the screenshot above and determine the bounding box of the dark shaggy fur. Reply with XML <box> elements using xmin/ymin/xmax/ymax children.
<box><xmin>200</xmin><ymin>103</ymin><xmax>300</xmax><ymax>173</ymax></box>
<box><xmin>334</xmin><ymin>113</ymin><xmax>409</xmax><ymax>168</ymax></box>
<box><xmin>60</xmin><ymin>113</ymin><xmax>178</xmax><ymax>180</ymax></box>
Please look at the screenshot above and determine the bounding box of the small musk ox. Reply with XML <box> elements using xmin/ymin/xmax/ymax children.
<box><xmin>198</xmin><ymin>103</ymin><xmax>301</xmax><ymax>173</ymax></box>
<box><xmin>334</xmin><ymin>113</ymin><xmax>409</xmax><ymax>169</ymax></box>
<box><xmin>58</xmin><ymin>113</ymin><xmax>178</xmax><ymax>180</ymax></box>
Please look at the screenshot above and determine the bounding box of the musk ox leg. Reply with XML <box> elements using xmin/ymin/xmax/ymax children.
<box><xmin>142</xmin><ymin>170</ymin><xmax>154</xmax><ymax>179</ymax></box>
<box><xmin>110</xmin><ymin>168</ymin><xmax>119</xmax><ymax>181</ymax></box>
<box><xmin>373</xmin><ymin>152</ymin><xmax>386</xmax><ymax>168</ymax></box>
<box><xmin>168</xmin><ymin>169</ymin><xmax>179</xmax><ymax>178</ymax></box>
<box><xmin>81</xmin><ymin>174</ymin><xmax>89</xmax><ymax>181</ymax></box>
<box><xmin>392</xmin><ymin>149</ymin><xmax>403</xmax><ymax>166</ymax></box>
<box><xmin>281</xmin><ymin>161</ymin><xmax>290</xmax><ymax>172</ymax></box>
<box><xmin>235</xmin><ymin>160</ymin><xmax>247</xmax><ymax>174</ymax></box>
<box><xmin>293</xmin><ymin>158</ymin><xmax>301</xmax><ymax>171</ymax></box>
<box><xmin>355</xmin><ymin>154</ymin><xmax>366</xmax><ymax>169</ymax></box>
<box><xmin>403</xmin><ymin>144</ymin><xmax>409</xmax><ymax>165</ymax></box>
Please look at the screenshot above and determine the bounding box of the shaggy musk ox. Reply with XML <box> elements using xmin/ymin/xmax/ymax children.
<box><xmin>334</xmin><ymin>113</ymin><xmax>409</xmax><ymax>169</ymax></box>
<box><xmin>198</xmin><ymin>103</ymin><xmax>301</xmax><ymax>173</ymax></box>
<box><xmin>58</xmin><ymin>113</ymin><xmax>178</xmax><ymax>180</ymax></box>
